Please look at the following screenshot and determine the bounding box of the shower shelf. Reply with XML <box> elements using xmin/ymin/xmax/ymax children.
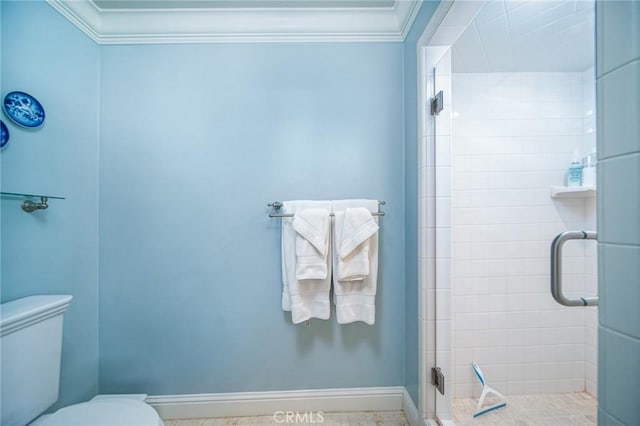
<box><xmin>0</xmin><ymin>191</ymin><xmax>65</xmax><ymax>213</ymax></box>
<box><xmin>550</xmin><ymin>186</ymin><xmax>596</xmax><ymax>199</ymax></box>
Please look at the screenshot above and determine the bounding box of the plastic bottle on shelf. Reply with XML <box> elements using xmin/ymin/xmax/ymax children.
<box><xmin>567</xmin><ymin>149</ymin><xmax>583</xmax><ymax>187</ymax></box>
<box><xmin>582</xmin><ymin>151</ymin><xmax>597</xmax><ymax>187</ymax></box>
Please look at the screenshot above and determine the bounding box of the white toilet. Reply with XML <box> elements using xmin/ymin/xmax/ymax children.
<box><xmin>0</xmin><ymin>295</ymin><xmax>164</xmax><ymax>426</ymax></box>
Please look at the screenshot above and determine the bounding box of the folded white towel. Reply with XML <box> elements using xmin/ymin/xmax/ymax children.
<box><xmin>292</xmin><ymin>208</ymin><xmax>330</xmax><ymax>280</ymax></box>
<box><xmin>281</xmin><ymin>201</ymin><xmax>332</xmax><ymax>324</ymax></box>
<box><xmin>332</xmin><ymin>199</ymin><xmax>379</xmax><ymax>325</ymax></box>
<box><xmin>338</xmin><ymin>207</ymin><xmax>379</xmax><ymax>281</ymax></box>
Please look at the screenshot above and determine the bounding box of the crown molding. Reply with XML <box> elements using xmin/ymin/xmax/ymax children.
<box><xmin>45</xmin><ymin>0</ymin><xmax>102</xmax><ymax>43</ymax></box>
<box><xmin>45</xmin><ymin>0</ymin><xmax>421</xmax><ymax>44</ymax></box>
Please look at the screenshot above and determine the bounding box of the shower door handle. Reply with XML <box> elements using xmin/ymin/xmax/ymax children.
<box><xmin>550</xmin><ymin>231</ymin><xmax>598</xmax><ymax>307</ymax></box>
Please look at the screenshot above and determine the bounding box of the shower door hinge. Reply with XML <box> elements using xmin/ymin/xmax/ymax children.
<box><xmin>431</xmin><ymin>91</ymin><xmax>444</xmax><ymax>115</ymax></box>
<box><xmin>431</xmin><ymin>367</ymin><xmax>445</xmax><ymax>395</ymax></box>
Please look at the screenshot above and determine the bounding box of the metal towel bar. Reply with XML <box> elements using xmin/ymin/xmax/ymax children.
<box><xmin>267</xmin><ymin>200</ymin><xmax>385</xmax><ymax>218</ymax></box>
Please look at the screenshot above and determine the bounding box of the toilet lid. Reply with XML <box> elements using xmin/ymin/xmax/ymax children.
<box><xmin>40</xmin><ymin>399</ymin><xmax>161</xmax><ymax>426</ymax></box>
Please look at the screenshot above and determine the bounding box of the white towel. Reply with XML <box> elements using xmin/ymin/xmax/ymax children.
<box><xmin>292</xmin><ymin>208</ymin><xmax>330</xmax><ymax>280</ymax></box>
<box><xmin>281</xmin><ymin>200</ymin><xmax>332</xmax><ymax>324</ymax></box>
<box><xmin>337</xmin><ymin>207</ymin><xmax>379</xmax><ymax>281</ymax></box>
<box><xmin>332</xmin><ymin>199</ymin><xmax>379</xmax><ymax>325</ymax></box>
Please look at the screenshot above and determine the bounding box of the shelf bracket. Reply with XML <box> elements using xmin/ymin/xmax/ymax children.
<box><xmin>22</xmin><ymin>197</ymin><xmax>49</xmax><ymax>213</ymax></box>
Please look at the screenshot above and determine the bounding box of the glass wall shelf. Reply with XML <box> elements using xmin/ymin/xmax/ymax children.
<box><xmin>1</xmin><ymin>191</ymin><xmax>65</xmax><ymax>212</ymax></box>
<box><xmin>1</xmin><ymin>191</ymin><xmax>65</xmax><ymax>200</ymax></box>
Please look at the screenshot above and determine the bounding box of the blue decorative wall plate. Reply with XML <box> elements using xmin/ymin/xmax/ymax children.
<box><xmin>0</xmin><ymin>120</ymin><xmax>8</xmax><ymax>148</ymax></box>
<box><xmin>3</xmin><ymin>91</ymin><xmax>45</xmax><ymax>128</ymax></box>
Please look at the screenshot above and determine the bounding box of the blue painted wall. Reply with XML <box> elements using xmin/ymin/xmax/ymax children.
<box><xmin>0</xmin><ymin>0</ymin><xmax>100</xmax><ymax>410</ymax></box>
<box><xmin>0</xmin><ymin>0</ymin><xmax>442</xmax><ymax>404</ymax></box>
<box><xmin>98</xmin><ymin>43</ymin><xmax>407</xmax><ymax>394</ymax></box>
<box><xmin>403</xmin><ymin>0</ymin><xmax>440</xmax><ymax>407</ymax></box>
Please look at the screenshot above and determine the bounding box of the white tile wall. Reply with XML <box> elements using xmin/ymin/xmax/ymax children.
<box><xmin>450</xmin><ymin>71</ymin><xmax>598</xmax><ymax>399</ymax></box>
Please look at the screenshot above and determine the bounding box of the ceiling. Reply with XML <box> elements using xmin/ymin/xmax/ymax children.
<box><xmin>452</xmin><ymin>0</ymin><xmax>595</xmax><ymax>73</ymax></box>
<box><xmin>45</xmin><ymin>0</ymin><xmax>419</xmax><ymax>44</ymax></box>
<box><xmin>92</xmin><ymin>0</ymin><xmax>396</xmax><ymax>9</ymax></box>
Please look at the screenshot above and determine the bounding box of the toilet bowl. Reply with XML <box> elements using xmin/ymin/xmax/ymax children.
<box><xmin>30</xmin><ymin>396</ymin><xmax>164</xmax><ymax>426</ymax></box>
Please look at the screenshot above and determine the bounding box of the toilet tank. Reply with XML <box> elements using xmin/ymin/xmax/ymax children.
<box><xmin>0</xmin><ymin>295</ymin><xmax>72</xmax><ymax>426</ymax></box>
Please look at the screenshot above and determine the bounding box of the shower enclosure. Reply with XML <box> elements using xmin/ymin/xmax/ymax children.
<box><xmin>418</xmin><ymin>1</ymin><xmax>598</xmax><ymax>424</ymax></box>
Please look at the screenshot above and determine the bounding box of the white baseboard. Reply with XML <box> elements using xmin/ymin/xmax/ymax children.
<box><xmin>147</xmin><ymin>386</ymin><xmax>407</xmax><ymax>420</ymax></box>
<box><xmin>402</xmin><ymin>389</ymin><xmax>421</xmax><ymax>426</ymax></box>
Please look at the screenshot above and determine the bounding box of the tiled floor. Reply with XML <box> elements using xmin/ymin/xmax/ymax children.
<box><xmin>163</xmin><ymin>411</ymin><xmax>408</xmax><ymax>426</ymax></box>
<box><xmin>452</xmin><ymin>392</ymin><xmax>597</xmax><ymax>426</ymax></box>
